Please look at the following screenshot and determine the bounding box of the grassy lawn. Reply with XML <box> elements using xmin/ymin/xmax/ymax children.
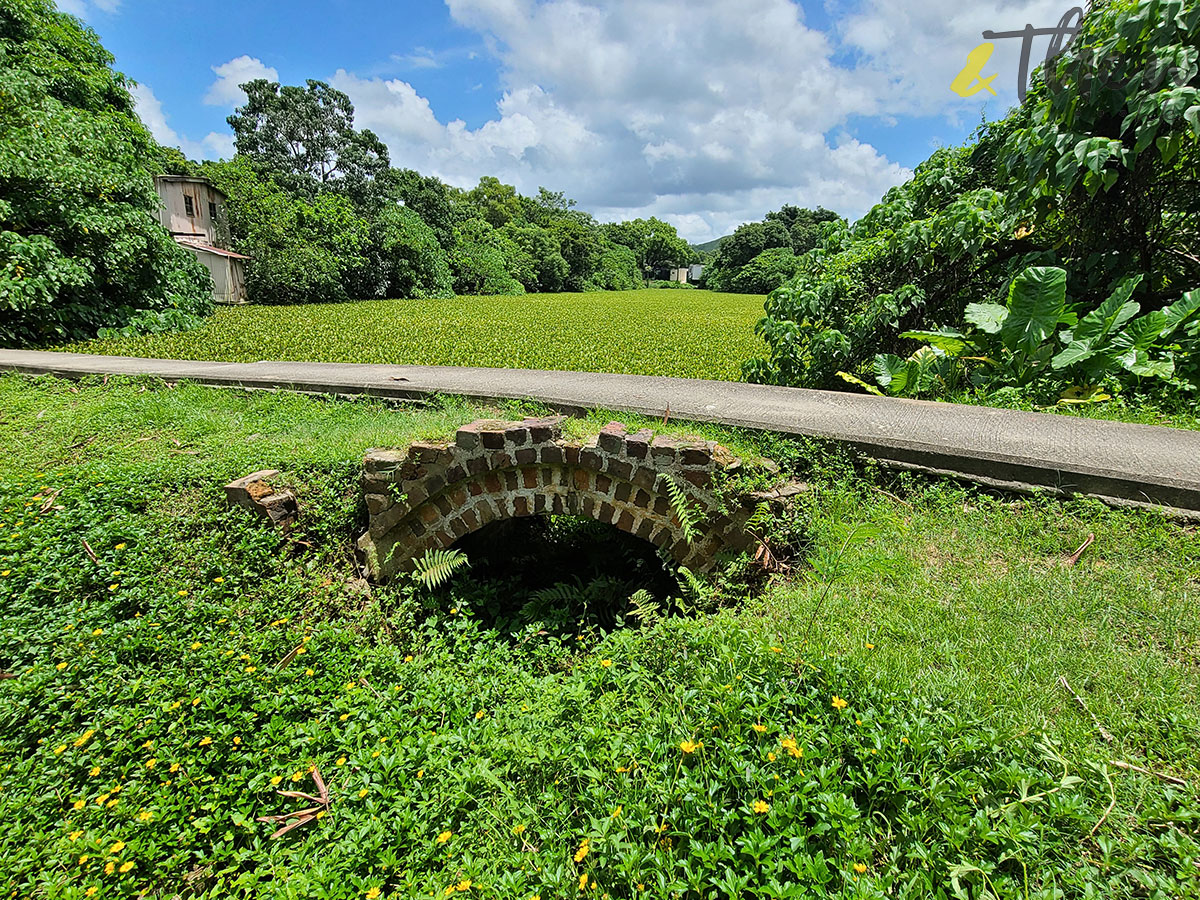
<box><xmin>1</xmin><ymin>375</ymin><xmax>1197</xmax><ymax>898</ymax></box>
<box><xmin>59</xmin><ymin>290</ymin><xmax>768</xmax><ymax>382</ymax></box>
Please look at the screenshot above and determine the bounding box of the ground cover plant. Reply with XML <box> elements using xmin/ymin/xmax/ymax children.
<box><xmin>0</xmin><ymin>374</ymin><xmax>1197</xmax><ymax>898</ymax></box>
<box><xmin>58</xmin><ymin>289</ymin><xmax>766</xmax><ymax>381</ymax></box>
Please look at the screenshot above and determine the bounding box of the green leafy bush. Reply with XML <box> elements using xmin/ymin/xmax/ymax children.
<box><xmin>0</xmin><ymin>0</ymin><xmax>213</xmax><ymax>345</ymax></box>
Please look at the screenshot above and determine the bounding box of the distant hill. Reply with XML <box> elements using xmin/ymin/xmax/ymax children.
<box><xmin>691</xmin><ymin>235</ymin><xmax>730</xmax><ymax>254</ymax></box>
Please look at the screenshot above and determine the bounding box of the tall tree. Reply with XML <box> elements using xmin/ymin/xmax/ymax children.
<box><xmin>228</xmin><ymin>79</ymin><xmax>390</xmax><ymax>210</ymax></box>
<box><xmin>0</xmin><ymin>0</ymin><xmax>212</xmax><ymax>344</ymax></box>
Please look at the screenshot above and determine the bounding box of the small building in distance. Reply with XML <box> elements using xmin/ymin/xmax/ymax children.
<box><xmin>689</xmin><ymin>264</ymin><xmax>704</xmax><ymax>282</ymax></box>
<box><xmin>153</xmin><ymin>175</ymin><xmax>249</xmax><ymax>304</ymax></box>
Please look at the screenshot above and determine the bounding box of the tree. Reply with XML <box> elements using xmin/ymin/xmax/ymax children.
<box><xmin>466</xmin><ymin>176</ymin><xmax>522</xmax><ymax>229</ymax></box>
<box><xmin>602</xmin><ymin>217</ymin><xmax>691</xmax><ymax>280</ymax></box>
<box><xmin>392</xmin><ymin>168</ymin><xmax>459</xmax><ymax>249</ymax></box>
<box><xmin>0</xmin><ymin>0</ymin><xmax>212</xmax><ymax>345</ymax></box>
<box><xmin>228</xmin><ymin>79</ymin><xmax>390</xmax><ymax>210</ymax></box>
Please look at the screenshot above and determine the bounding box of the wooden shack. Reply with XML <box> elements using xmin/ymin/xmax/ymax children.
<box><xmin>154</xmin><ymin>175</ymin><xmax>249</xmax><ymax>304</ymax></box>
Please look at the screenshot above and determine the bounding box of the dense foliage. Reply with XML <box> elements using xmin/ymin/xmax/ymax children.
<box><xmin>703</xmin><ymin>206</ymin><xmax>843</xmax><ymax>294</ymax></box>
<box><xmin>747</xmin><ymin>0</ymin><xmax>1200</xmax><ymax>405</ymax></box>
<box><xmin>0</xmin><ymin>0</ymin><xmax>212</xmax><ymax>346</ymax></box>
<box><xmin>1</xmin><ymin>376</ymin><xmax>1196</xmax><ymax>898</ymax></box>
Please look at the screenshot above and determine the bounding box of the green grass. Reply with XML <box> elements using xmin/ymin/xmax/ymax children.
<box><xmin>60</xmin><ymin>290</ymin><xmax>768</xmax><ymax>381</ymax></box>
<box><xmin>1</xmin><ymin>375</ymin><xmax>1198</xmax><ymax>898</ymax></box>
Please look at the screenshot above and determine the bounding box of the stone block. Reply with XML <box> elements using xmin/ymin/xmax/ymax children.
<box><xmin>523</xmin><ymin>416</ymin><xmax>566</xmax><ymax>443</ymax></box>
<box><xmin>598</xmin><ymin>421</ymin><xmax>628</xmax><ymax>453</ymax></box>
<box><xmin>625</xmin><ymin>429</ymin><xmax>653</xmax><ymax>459</ymax></box>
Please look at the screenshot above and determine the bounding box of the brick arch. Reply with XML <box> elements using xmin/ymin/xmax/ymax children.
<box><xmin>358</xmin><ymin>417</ymin><xmax>760</xmax><ymax>582</ymax></box>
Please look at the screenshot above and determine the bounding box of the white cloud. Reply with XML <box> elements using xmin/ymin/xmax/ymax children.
<box><xmin>330</xmin><ymin>0</ymin><xmax>923</xmax><ymax>241</ymax></box>
<box><xmin>56</xmin><ymin>0</ymin><xmax>120</xmax><ymax>16</ymax></box>
<box><xmin>203</xmin><ymin>55</ymin><xmax>279</xmax><ymax>107</ymax></box>
<box><xmin>131</xmin><ymin>83</ymin><xmax>234</xmax><ymax>161</ymax></box>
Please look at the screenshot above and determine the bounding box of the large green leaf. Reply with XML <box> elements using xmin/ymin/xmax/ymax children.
<box><xmin>898</xmin><ymin>328</ymin><xmax>969</xmax><ymax>355</ymax></box>
<box><xmin>963</xmin><ymin>303</ymin><xmax>1007</xmax><ymax>334</ymax></box>
<box><xmin>1161</xmin><ymin>289</ymin><xmax>1200</xmax><ymax>337</ymax></box>
<box><xmin>1051</xmin><ymin>341</ymin><xmax>1099</xmax><ymax>371</ymax></box>
<box><xmin>1072</xmin><ymin>275</ymin><xmax>1142</xmax><ymax>344</ymax></box>
<box><xmin>1000</xmin><ymin>267</ymin><xmax>1067</xmax><ymax>355</ymax></box>
<box><xmin>873</xmin><ymin>354</ymin><xmax>910</xmax><ymax>394</ymax></box>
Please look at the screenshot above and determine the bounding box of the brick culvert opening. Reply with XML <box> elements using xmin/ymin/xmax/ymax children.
<box><xmin>357</xmin><ymin>416</ymin><xmax>796</xmax><ymax>584</ymax></box>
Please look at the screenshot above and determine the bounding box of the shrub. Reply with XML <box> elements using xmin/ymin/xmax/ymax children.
<box><xmin>0</xmin><ymin>0</ymin><xmax>213</xmax><ymax>345</ymax></box>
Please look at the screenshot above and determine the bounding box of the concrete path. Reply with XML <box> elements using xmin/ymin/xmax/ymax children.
<box><xmin>3</xmin><ymin>349</ymin><xmax>1199</xmax><ymax>519</ymax></box>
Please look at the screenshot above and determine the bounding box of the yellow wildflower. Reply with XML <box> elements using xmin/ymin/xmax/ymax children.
<box><xmin>104</xmin><ymin>861</ymin><xmax>115</xmax><ymax>875</ymax></box>
<box><xmin>214</xmin><ymin>576</ymin><xmax>224</xmax><ymax>583</ymax></box>
<box><xmin>142</xmin><ymin>740</ymin><xmax>154</xmax><ymax>750</ymax></box>
<box><xmin>679</xmin><ymin>740</ymin><xmax>701</xmax><ymax>754</ymax></box>
<box><xmin>336</xmin><ymin>756</ymin><xmax>347</xmax><ymax>766</ymax></box>
<box><xmin>291</xmin><ymin>771</ymin><xmax>304</xmax><ymax>782</ymax></box>
<box><xmin>72</xmin><ymin>800</ymin><xmax>86</xmax><ymax>810</ymax></box>
<box><xmin>752</xmin><ymin>724</ymin><xmax>766</xmax><ymax>733</ymax></box>
<box><xmin>115</xmin><ymin>543</ymin><xmax>126</xmax><ymax>550</ymax></box>
<box><xmin>56</xmin><ymin>661</ymin><xmax>68</xmax><ymax>670</ymax></box>
<box><xmin>770</xmin><ymin>646</ymin><xmax>783</xmax><ymax>653</ymax></box>
<box><xmin>752</xmin><ymin>800</ymin><xmax>770</xmax><ymax>814</ymax></box>
<box><xmin>198</xmin><ymin>737</ymin><xmax>212</xmax><ymax>746</ymax></box>
<box><xmin>192</xmin><ymin>697</ymin><xmax>202</xmax><ymax>707</ymax></box>
<box><xmin>271</xmin><ymin>776</ymin><xmax>283</xmax><ymax>786</ymax></box>
<box><xmin>245</xmin><ymin>666</ymin><xmax>256</xmax><ymax>673</ymax></box>
<box><xmin>75</xmin><ymin>729</ymin><xmax>95</xmax><ymax>747</ymax></box>
<box><xmin>169</xmin><ymin>763</ymin><xmax>180</xmax><ymax>773</ymax></box>
<box><xmin>475</xmin><ymin>710</ymin><xmax>485</xmax><ymax>720</ymax></box>
<box><xmin>600</xmin><ymin>659</ymin><xmax>612</xmax><ymax>668</ymax></box>
<box><xmin>177</xmin><ymin>590</ymin><xmax>189</xmax><ymax>597</ymax></box>
<box><xmin>305</xmin><ymin>668</ymin><xmax>315</xmax><ymax>676</ymax></box>
<box><xmin>854</xmin><ymin>862</ymin><xmax>867</xmax><ymax>874</ymax></box>
<box><xmin>574</xmin><ymin>837</ymin><xmax>590</xmax><ymax>862</ymax></box>
<box><xmin>358</xmin><ymin>789</ymin><xmax>368</xmax><ymax>798</ymax></box>
<box><xmin>768</xmin><ymin>752</ymin><xmax>776</xmax><ymax>762</ymax></box>
<box><xmin>109</xmin><ymin>841</ymin><xmax>125</xmax><ymax>854</ymax></box>
<box><xmin>145</xmin><ymin>758</ymin><xmax>156</xmax><ymax>769</ymax></box>
<box><xmin>456</xmin><ymin>881</ymin><xmax>471</xmax><ymax>892</ymax></box>
<box><xmin>832</xmin><ymin>696</ymin><xmax>848</xmax><ymax>710</ymax></box>
<box><xmin>191</xmin><ymin>642</ymin><xmax>202</xmax><ymax>650</ymax></box>
<box><xmin>54</xmin><ymin>744</ymin><xmax>67</xmax><ymax>755</ymax></box>
<box><xmin>610</xmin><ymin>805</ymin><xmax>622</xmax><ymax>818</ymax></box>
<box><xmin>85</xmin><ymin>888</ymin><xmax>98</xmax><ymax>898</ymax></box>
<box><xmin>578</xmin><ymin>874</ymin><xmax>589</xmax><ymax>891</ymax></box>
<box><xmin>119</xmin><ymin>860</ymin><xmax>134</xmax><ymax>873</ymax></box>
<box><xmin>339</xmin><ymin>714</ymin><xmax>350</xmax><ymax>721</ymax></box>
<box><xmin>79</xmin><ymin>855</ymin><xmax>89</xmax><ymax>864</ymax></box>
<box><xmin>138</xmin><ymin>809</ymin><xmax>153</xmax><ymax>822</ymax></box>
<box><xmin>365</xmin><ymin>889</ymin><xmax>381</xmax><ymax>900</ymax></box>
<box><xmin>68</xmin><ymin>830</ymin><xmax>82</xmax><ymax>841</ymax></box>
<box><xmin>404</xmin><ymin>655</ymin><xmax>414</xmax><ymax>663</ymax></box>
<box><xmin>436</xmin><ymin>830</ymin><xmax>452</xmax><ymax>844</ymax></box>
<box><xmin>513</xmin><ymin>823</ymin><xmax>526</xmax><ymax>835</ymax></box>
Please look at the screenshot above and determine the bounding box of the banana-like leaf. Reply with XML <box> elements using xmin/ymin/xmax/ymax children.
<box><xmin>873</xmin><ymin>354</ymin><xmax>910</xmax><ymax>393</ymax></box>
<box><xmin>1000</xmin><ymin>266</ymin><xmax>1067</xmax><ymax>355</ymax></box>
<box><xmin>964</xmin><ymin>302</ymin><xmax>1007</xmax><ymax>334</ymax></box>
<box><xmin>1051</xmin><ymin>340</ymin><xmax>1099</xmax><ymax>370</ymax></box>
<box><xmin>1161</xmin><ymin>289</ymin><xmax>1200</xmax><ymax>338</ymax></box>
<box><xmin>836</xmin><ymin>370</ymin><xmax>884</xmax><ymax>396</ymax></box>
<box><xmin>898</xmin><ymin>328</ymin><xmax>969</xmax><ymax>354</ymax></box>
<box><xmin>1072</xmin><ymin>274</ymin><xmax>1142</xmax><ymax>344</ymax></box>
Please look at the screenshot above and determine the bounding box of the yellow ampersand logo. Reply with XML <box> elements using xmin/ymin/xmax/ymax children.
<box><xmin>950</xmin><ymin>42</ymin><xmax>999</xmax><ymax>97</ymax></box>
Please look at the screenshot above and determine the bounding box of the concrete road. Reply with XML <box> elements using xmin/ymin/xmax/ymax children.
<box><xmin>3</xmin><ymin>349</ymin><xmax>1198</xmax><ymax>519</ymax></box>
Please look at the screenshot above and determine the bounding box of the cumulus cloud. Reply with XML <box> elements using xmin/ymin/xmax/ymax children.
<box><xmin>203</xmin><ymin>55</ymin><xmax>280</xmax><ymax>107</ymax></box>
<box><xmin>131</xmin><ymin>83</ymin><xmax>234</xmax><ymax>161</ymax></box>
<box><xmin>331</xmin><ymin>0</ymin><xmax>928</xmax><ymax>241</ymax></box>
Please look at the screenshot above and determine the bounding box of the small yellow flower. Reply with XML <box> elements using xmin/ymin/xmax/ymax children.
<box><xmin>144</xmin><ymin>758</ymin><xmax>157</xmax><ymax>769</ymax></box>
<box><xmin>600</xmin><ymin>659</ymin><xmax>612</xmax><ymax>668</ymax></box>
<box><xmin>72</xmin><ymin>799</ymin><xmax>86</xmax><ymax>810</ymax></box>
<box><xmin>767</xmin><ymin>752</ymin><xmax>776</xmax><ymax>762</ymax></box>
<box><xmin>752</xmin><ymin>724</ymin><xmax>766</xmax><ymax>733</ymax></box>
<box><xmin>92</xmin><ymin>628</ymin><xmax>103</xmax><ymax>636</ymax></box>
<box><xmin>119</xmin><ymin>860</ymin><xmax>134</xmax><ymax>873</ymax></box>
<box><xmin>865</xmin><ymin>642</ymin><xmax>875</xmax><ymax>650</ymax></box>
<box><xmin>615</xmin><ymin>765</ymin><xmax>629</xmax><ymax>773</ymax></box>
<box><xmin>305</xmin><ymin>668</ymin><xmax>315</xmax><ymax>676</ymax></box>
<box><xmin>358</xmin><ymin>788</ymin><xmax>368</xmax><ymax>798</ymax></box>
<box><xmin>345</xmin><ymin>681</ymin><xmax>357</xmax><ymax>691</ymax></box>
<box><xmin>752</xmin><ymin>800</ymin><xmax>770</xmax><ymax>814</ymax></box>
<box><xmin>214</xmin><ymin>576</ymin><xmax>225</xmax><ymax>583</ymax></box>
<box><xmin>436</xmin><ymin>830</ymin><xmax>452</xmax><ymax>844</ymax></box>
<box><xmin>56</xmin><ymin>661</ymin><xmax>68</xmax><ymax>670</ymax></box>
<box><xmin>578</xmin><ymin>874</ymin><xmax>589</xmax><ymax>891</ymax></box>
<box><xmin>610</xmin><ymin>805</ymin><xmax>622</xmax><ymax>818</ymax></box>
<box><xmin>169</xmin><ymin>763</ymin><xmax>180</xmax><ymax>773</ymax></box>
<box><xmin>105</xmin><ymin>861</ymin><xmax>115</xmax><ymax>874</ymax></box>
<box><xmin>271</xmin><ymin>775</ymin><xmax>283</xmax><ymax>786</ymax></box>
<box><xmin>106</xmin><ymin>798</ymin><xmax>118</xmax><ymax>808</ymax></box>
<box><xmin>365</xmin><ymin>889</ymin><xmax>381</xmax><ymax>899</ymax></box>
<box><xmin>513</xmin><ymin>823</ymin><xmax>526</xmax><ymax>835</ymax></box>
<box><xmin>574</xmin><ymin>837</ymin><xmax>590</xmax><ymax>862</ymax></box>
<box><xmin>832</xmin><ymin>696</ymin><xmax>848</xmax><ymax>710</ymax></box>
<box><xmin>291</xmin><ymin>771</ymin><xmax>305</xmax><ymax>782</ymax></box>
<box><xmin>79</xmin><ymin>854</ymin><xmax>90</xmax><ymax>864</ymax></box>
<box><xmin>192</xmin><ymin>697</ymin><xmax>202</xmax><ymax>707</ymax></box>
<box><xmin>85</xmin><ymin>887</ymin><xmax>98</xmax><ymax>896</ymax></box>
<box><xmin>198</xmin><ymin>736</ymin><xmax>212</xmax><ymax>746</ymax></box>
<box><xmin>404</xmin><ymin>655</ymin><xmax>414</xmax><ymax>663</ymax></box>
<box><xmin>245</xmin><ymin>666</ymin><xmax>257</xmax><ymax>673</ymax></box>
<box><xmin>475</xmin><ymin>710</ymin><xmax>484</xmax><ymax>720</ymax></box>
<box><xmin>770</xmin><ymin>646</ymin><xmax>783</xmax><ymax>653</ymax></box>
<box><xmin>74</xmin><ymin>729</ymin><xmax>95</xmax><ymax>747</ymax></box>
<box><xmin>854</xmin><ymin>862</ymin><xmax>867</xmax><ymax>874</ymax></box>
<box><xmin>900</xmin><ymin>736</ymin><xmax>909</xmax><ymax>744</ymax></box>
<box><xmin>455</xmin><ymin>880</ymin><xmax>471</xmax><ymax>892</ymax></box>
<box><xmin>191</xmin><ymin>642</ymin><xmax>202</xmax><ymax>650</ymax></box>
<box><xmin>142</xmin><ymin>740</ymin><xmax>154</xmax><ymax>750</ymax></box>
<box><xmin>0</xmin><ymin>570</ymin><xmax>8</xmax><ymax>577</ymax></box>
<box><xmin>109</xmin><ymin>841</ymin><xmax>125</xmax><ymax>854</ymax></box>
<box><xmin>177</xmin><ymin>590</ymin><xmax>189</xmax><ymax>597</ymax></box>
<box><xmin>68</xmin><ymin>830</ymin><xmax>83</xmax><ymax>841</ymax></box>
<box><xmin>679</xmin><ymin>740</ymin><xmax>700</xmax><ymax>754</ymax></box>
<box><xmin>54</xmin><ymin>744</ymin><xmax>67</xmax><ymax>755</ymax></box>
<box><xmin>336</xmin><ymin>756</ymin><xmax>347</xmax><ymax>766</ymax></box>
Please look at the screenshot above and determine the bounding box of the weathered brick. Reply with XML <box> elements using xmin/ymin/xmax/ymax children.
<box><xmin>625</xmin><ymin>429</ymin><xmax>653</xmax><ymax>458</ymax></box>
<box><xmin>468</xmin><ymin>480</ymin><xmax>484</xmax><ymax>497</ymax></box>
<box><xmin>461</xmin><ymin>508</ymin><xmax>480</xmax><ymax>532</ymax></box>
<box><xmin>522</xmin><ymin>469</ymin><xmax>538</xmax><ymax>489</ymax></box>
<box><xmin>573</xmin><ymin>469</ymin><xmax>590</xmax><ymax>491</ymax></box>
<box><xmin>595</xmin><ymin>474</ymin><xmax>612</xmax><ymax>494</ymax></box>
<box><xmin>579</xmin><ymin>448</ymin><xmax>604</xmax><ymax>471</ymax></box>
<box><xmin>564</xmin><ymin>444</ymin><xmax>582</xmax><ymax>465</ymax></box>
<box><xmin>679</xmin><ymin>446</ymin><xmax>711</xmax><ymax>467</ymax></box>
<box><xmin>513</xmin><ymin>496</ymin><xmax>530</xmax><ymax>517</ymax></box>
<box><xmin>653</xmin><ymin>496</ymin><xmax>670</xmax><ymax>516</ymax></box>
<box><xmin>631</xmin><ymin>466</ymin><xmax>658</xmax><ymax>492</ymax></box>
<box><xmin>614</xmin><ymin>483</ymin><xmax>632</xmax><ymax>502</ymax></box>
<box><xmin>504</xmin><ymin>426</ymin><xmax>529</xmax><ymax>447</ymax></box>
<box><xmin>682</xmin><ymin>469</ymin><xmax>711</xmax><ymax>489</ymax></box>
<box><xmin>504</xmin><ymin>471</ymin><xmax>520</xmax><ymax>491</ymax></box>
<box><xmin>448</xmin><ymin>487</ymin><xmax>469</xmax><ymax>509</ymax></box>
<box><xmin>540</xmin><ymin>445</ymin><xmax>564</xmax><ymax>465</ymax></box>
<box><xmin>550</xmin><ymin>493</ymin><xmax>566</xmax><ymax>515</ymax></box>
<box><xmin>650</xmin><ymin>436</ymin><xmax>682</xmax><ymax>463</ymax></box>
<box><xmin>523</xmin><ymin>416</ymin><xmax>565</xmax><ymax>443</ymax></box>
<box><xmin>581</xmin><ymin>496</ymin><xmax>595</xmax><ymax>519</ymax></box>
<box><xmin>409</xmin><ymin>441</ymin><xmax>449</xmax><ymax>464</ymax></box>
<box><xmin>423</xmin><ymin>473</ymin><xmax>447</xmax><ymax>497</ymax></box>
<box><xmin>467</xmin><ymin>456</ymin><xmax>489</xmax><ymax>476</ymax></box>
<box><xmin>635</xmin><ymin>517</ymin><xmax>656</xmax><ymax>540</ymax></box>
<box><xmin>364</xmin><ymin>452</ymin><xmax>404</xmax><ymax>475</ymax></box>
<box><xmin>480</xmin><ymin>429</ymin><xmax>506</xmax><ymax>450</ymax></box>
<box><xmin>484</xmin><ymin>473</ymin><xmax>502</xmax><ymax>493</ymax></box>
<box><xmin>617</xmin><ymin>509</ymin><xmax>635</xmax><ymax>532</ymax></box>
<box><xmin>419</xmin><ymin>504</ymin><xmax>440</xmax><ymax>525</ymax></box>
<box><xmin>598</xmin><ymin>421</ymin><xmax>628</xmax><ymax>453</ymax></box>
<box><xmin>633</xmin><ymin>489</ymin><xmax>651</xmax><ymax>507</ymax></box>
<box><xmin>445</xmin><ymin>464</ymin><xmax>467</xmax><ymax>484</ymax></box>
<box><xmin>598</xmin><ymin>501</ymin><xmax>616</xmax><ymax>524</ymax></box>
<box><xmin>533</xmin><ymin>494</ymin><xmax>548</xmax><ymax>514</ymax></box>
<box><xmin>433</xmin><ymin>495</ymin><xmax>453</xmax><ymax>516</ymax></box>
<box><xmin>606</xmin><ymin>458</ymin><xmax>633</xmax><ymax>481</ymax></box>
<box><xmin>515</xmin><ymin>447</ymin><xmax>538</xmax><ymax>466</ymax></box>
<box><xmin>365</xmin><ymin>493</ymin><xmax>393</xmax><ymax>516</ymax></box>
<box><xmin>455</xmin><ymin>427</ymin><xmax>481</xmax><ymax>451</ymax></box>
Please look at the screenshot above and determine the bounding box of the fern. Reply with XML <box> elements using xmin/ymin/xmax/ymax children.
<box><xmin>529</xmin><ymin>579</ymin><xmax>588</xmax><ymax>607</ymax></box>
<box><xmin>676</xmin><ymin>566</ymin><xmax>712</xmax><ymax>605</ymax></box>
<box><xmin>743</xmin><ymin>502</ymin><xmax>774</xmax><ymax>538</ymax></box>
<box><xmin>658</xmin><ymin>474</ymin><xmax>700</xmax><ymax>544</ymax></box>
<box><xmin>410</xmin><ymin>548</ymin><xmax>469</xmax><ymax>590</ymax></box>
<box><xmin>627</xmin><ymin>588</ymin><xmax>661</xmax><ymax>626</ymax></box>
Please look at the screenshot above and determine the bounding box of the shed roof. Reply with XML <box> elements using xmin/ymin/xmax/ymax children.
<box><xmin>177</xmin><ymin>237</ymin><xmax>251</xmax><ymax>260</ymax></box>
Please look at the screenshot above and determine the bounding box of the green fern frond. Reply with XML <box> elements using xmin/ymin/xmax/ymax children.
<box><xmin>411</xmin><ymin>548</ymin><xmax>469</xmax><ymax>590</ymax></box>
<box><xmin>627</xmin><ymin>588</ymin><xmax>661</xmax><ymax>625</ymax></box>
<box><xmin>744</xmin><ymin>502</ymin><xmax>774</xmax><ymax>537</ymax></box>
<box><xmin>530</xmin><ymin>578</ymin><xmax>587</xmax><ymax>607</ymax></box>
<box><xmin>676</xmin><ymin>566</ymin><xmax>711</xmax><ymax>604</ymax></box>
<box><xmin>658</xmin><ymin>474</ymin><xmax>700</xmax><ymax>544</ymax></box>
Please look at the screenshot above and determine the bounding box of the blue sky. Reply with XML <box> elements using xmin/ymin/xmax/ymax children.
<box><xmin>60</xmin><ymin>0</ymin><xmax>1070</xmax><ymax>241</ymax></box>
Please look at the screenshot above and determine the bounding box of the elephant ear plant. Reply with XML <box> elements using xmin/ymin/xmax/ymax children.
<box><xmin>841</xmin><ymin>266</ymin><xmax>1200</xmax><ymax>402</ymax></box>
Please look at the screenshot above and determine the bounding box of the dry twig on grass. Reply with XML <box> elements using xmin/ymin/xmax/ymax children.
<box><xmin>256</xmin><ymin>767</ymin><xmax>330</xmax><ymax>839</ymax></box>
<box><xmin>1064</xmin><ymin>532</ymin><xmax>1095</xmax><ymax>567</ymax></box>
<box><xmin>1058</xmin><ymin>675</ymin><xmax>1114</xmax><ymax>743</ymax></box>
